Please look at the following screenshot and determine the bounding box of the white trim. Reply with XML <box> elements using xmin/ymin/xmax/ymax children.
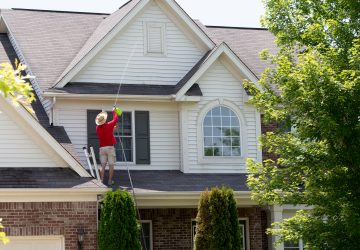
<box><xmin>133</xmin><ymin>191</ymin><xmax>256</xmax><ymax>208</ymax></box>
<box><xmin>0</xmin><ymin>95</ymin><xmax>91</xmax><ymax>177</ymax></box>
<box><xmin>0</xmin><ymin>188</ymin><xmax>109</xmax><ymax>202</ymax></box>
<box><xmin>175</xmin><ymin>43</ymin><xmax>258</xmax><ymax>101</ymax></box>
<box><xmin>196</xmin><ymin>100</ymin><xmax>248</xmax><ymax>165</ymax></box>
<box><xmin>139</xmin><ymin>220</ymin><xmax>153</xmax><ymax>250</ymax></box>
<box><xmin>55</xmin><ymin>0</ymin><xmax>214</xmax><ymax>88</ymax></box>
<box><xmin>255</xmin><ymin>109</ymin><xmax>263</xmax><ymax>162</ymax></box>
<box><xmin>161</xmin><ymin>0</ymin><xmax>214</xmax><ymax>49</ymax></box>
<box><xmin>43</xmin><ymin>92</ymin><xmax>175</xmax><ymax>102</ymax></box>
<box><xmin>239</xmin><ymin>217</ymin><xmax>250</xmax><ymax>250</ymax></box>
<box><xmin>179</xmin><ymin>104</ymin><xmax>190</xmax><ymax>172</ymax></box>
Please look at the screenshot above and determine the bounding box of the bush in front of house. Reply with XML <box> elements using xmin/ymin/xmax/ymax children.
<box><xmin>195</xmin><ymin>187</ymin><xmax>242</xmax><ymax>250</ymax></box>
<box><xmin>98</xmin><ymin>190</ymin><xmax>141</xmax><ymax>250</ymax></box>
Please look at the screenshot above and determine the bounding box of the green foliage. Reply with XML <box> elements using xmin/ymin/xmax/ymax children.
<box><xmin>245</xmin><ymin>0</ymin><xmax>360</xmax><ymax>249</ymax></box>
<box><xmin>195</xmin><ymin>187</ymin><xmax>242</xmax><ymax>250</ymax></box>
<box><xmin>98</xmin><ymin>190</ymin><xmax>141</xmax><ymax>250</ymax></box>
<box><xmin>0</xmin><ymin>61</ymin><xmax>34</xmax><ymax>105</ymax></box>
<box><xmin>0</xmin><ymin>219</ymin><xmax>9</xmax><ymax>245</ymax></box>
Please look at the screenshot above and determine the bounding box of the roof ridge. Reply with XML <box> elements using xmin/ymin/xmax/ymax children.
<box><xmin>11</xmin><ymin>8</ymin><xmax>110</xmax><ymax>15</ymax></box>
<box><xmin>206</xmin><ymin>25</ymin><xmax>267</xmax><ymax>31</ymax></box>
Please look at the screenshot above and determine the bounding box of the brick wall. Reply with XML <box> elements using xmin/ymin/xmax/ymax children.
<box><xmin>0</xmin><ymin>202</ymin><xmax>98</xmax><ymax>250</ymax></box>
<box><xmin>140</xmin><ymin>207</ymin><xmax>268</xmax><ymax>250</ymax></box>
<box><xmin>261</xmin><ymin>115</ymin><xmax>278</xmax><ymax>161</ymax></box>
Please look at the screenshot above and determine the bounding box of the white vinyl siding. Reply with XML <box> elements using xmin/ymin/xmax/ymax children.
<box><xmin>55</xmin><ymin>100</ymin><xmax>180</xmax><ymax>170</ymax></box>
<box><xmin>0</xmin><ymin>108</ymin><xmax>66</xmax><ymax>168</ymax></box>
<box><xmin>72</xmin><ymin>1</ymin><xmax>205</xmax><ymax>85</ymax></box>
<box><xmin>183</xmin><ymin>60</ymin><xmax>260</xmax><ymax>173</ymax></box>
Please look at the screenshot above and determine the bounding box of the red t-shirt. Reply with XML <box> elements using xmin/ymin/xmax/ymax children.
<box><xmin>96</xmin><ymin>111</ymin><xmax>119</xmax><ymax>147</ymax></box>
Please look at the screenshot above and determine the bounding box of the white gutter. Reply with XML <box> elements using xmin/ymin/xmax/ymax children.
<box><xmin>133</xmin><ymin>191</ymin><xmax>257</xmax><ymax>208</ymax></box>
<box><xmin>0</xmin><ymin>188</ymin><xmax>110</xmax><ymax>202</ymax></box>
<box><xmin>43</xmin><ymin>92</ymin><xmax>176</xmax><ymax>101</ymax></box>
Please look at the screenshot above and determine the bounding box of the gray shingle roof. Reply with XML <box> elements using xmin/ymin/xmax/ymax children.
<box><xmin>0</xmin><ymin>168</ymin><xmax>105</xmax><ymax>188</ymax></box>
<box><xmin>204</xmin><ymin>26</ymin><xmax>278</xmax><ymax>78</ymax></box>
<box><xmin>0</xmin><ymin>33</ymin><xmax>85</xmax><ymax>167</ymax></box>
<box><xmin>107</xmin><ymin>170</ymin><xmax>248</xmax><ymax>192</ymax></box>
<box><xmin>1</xmin><ymin>5</ymin><xmax>277</xmax><ymax>94</ymax></box>
<box><xmin>51</xmin><ymin>82</ymin><xmax>175</xmax><ymax>95</ymax></box>
<box><xmin>1</xmin><ymin>8</ymin><xmax>107</xmax><ymax>91</ymax></box>
<box><xmin>48</xmin><ymin>82</ymin><xmax>203</xmax><ymax>96</ymax></box>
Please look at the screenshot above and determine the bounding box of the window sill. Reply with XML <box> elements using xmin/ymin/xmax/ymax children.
<box><xmin>198</xmin><ymin>156</ymin><xmax>246</xmax><ymax>165</ymax></box>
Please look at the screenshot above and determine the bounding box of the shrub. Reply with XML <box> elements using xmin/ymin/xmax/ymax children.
<box><xmin>195</xmin><ymin>187</ymin><xmax>242</xmax><ymax>250</ymax></box>
<box><xmin>98</xmin><ymin>190</ymin><xmax>141</xmax><ymax>250</ymax></box>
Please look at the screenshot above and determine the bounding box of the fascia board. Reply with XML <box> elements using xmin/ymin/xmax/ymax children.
<box><xmin>175</xmin><ymin>43</ymin><xmax>259</xmax><ymax>101</ymax></box>
<box><xmin>133</xmin><ymin>191</ymin><xmax>256</xmax><ymax>208</ymax></box>
<box><xmin>0</xmin><ymin>188</ymin><xmax>110</xmax><ymax>202</ymax></box>
<box><xmin>0</xmin><ymin>95</ymin><xmax>90</xmax><ymax>177</ymax></box>
<box><xmin>43</xmin><ymin>92</ymin><xmax>176</xmax><ymax>102</ymax></box>
<box><xmin>55</xmin><ymin>0</ymin><xmax>150</xmax><ymax>88</ymax></box>
<box><xmin>175</xmin><ymin>47</ymin><xmax>222</xmax><ymax>100</ymax></box>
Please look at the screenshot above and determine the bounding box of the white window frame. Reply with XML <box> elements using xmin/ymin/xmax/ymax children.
<box><xmin>114</xmin><ymin>110</ymin><xmax>136</xmax><ymax>165</ymax></box>
<box><xmin>143</xmin><ymin>22</ymin><xmax>166</xmax><ymax>56</ymax></box>
<box><xmin>191</xmin><ymin>219</ymin><xmax>196</xmax><ymax>249</ymax></box>
<box><xmin>238</xmin><ymin>217</ymin><xmax>250</xmax><ymax>250</ymax></box>
<box><xmin>197</xmin><ymin>99</ymin><xmax>248</xmax><ymax>164</ymax></box>
<box><xmin>139</xmin><ymin>220</ymin><xmax>153</xmax><ymax>250</ymax></box>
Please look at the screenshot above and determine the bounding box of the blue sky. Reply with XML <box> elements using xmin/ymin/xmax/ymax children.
<box><xmin>0</xmin><ymin>0</ymin><xmax>265</xmax><ymax>28</ymax></box>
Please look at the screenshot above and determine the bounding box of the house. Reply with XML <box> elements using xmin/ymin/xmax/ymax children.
<box><xmin>0</xmin><ymin>0</ymin><xmax>303</xmax><ymax>249</ymax></box>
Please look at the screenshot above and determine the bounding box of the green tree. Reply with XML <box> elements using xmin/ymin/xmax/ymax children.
<box><xmin>0</xmin><ymin>219</ymin><xmax>9</xmax><ymax>245</ymax></box>
<box><xmin>245</xmin><ymin>0</ymin><xmax>360</xmax><ymax>249</ymax></box>
<box><xmin>195</xmin><ymin>187</ymin><xmax>242</xmax><ymax>250</ymax></box>
<box><xmin>98</xmin><ymin>190</ymin><xmax>141</xmax><ymax>250</ymax></box>
<box><xmin>0</xmin><ymin>61</ymin><xmax>34</xmax><ymax>245</ymax></box>
<box><xmin>0</xmin><ymin>62</ymin><xmax>34</xmax><ymax>105</ymax></box>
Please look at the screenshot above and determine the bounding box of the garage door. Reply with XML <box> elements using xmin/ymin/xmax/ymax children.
<box><xmin>0</xmin><ymin>236</ymin><xmax>64</xmax><ymax>250</ymax></box>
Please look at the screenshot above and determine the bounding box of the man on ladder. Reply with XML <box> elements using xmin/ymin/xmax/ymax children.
<box><xmin>95</xmin><ymin>107</ymin><xmax>122</xmax><ymax>185</ymax></box>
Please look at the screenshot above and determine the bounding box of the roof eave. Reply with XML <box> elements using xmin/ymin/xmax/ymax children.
<box><xmin>133</xmin><ymin>191</ymin><xmax>256</xmax><ymax>208</ymax></box>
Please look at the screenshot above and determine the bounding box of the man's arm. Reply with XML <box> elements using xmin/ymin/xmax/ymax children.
<box><xmin>108</xmin><ymin>110</ymin><xmax>119</xmax><ymax>127</ymax></box>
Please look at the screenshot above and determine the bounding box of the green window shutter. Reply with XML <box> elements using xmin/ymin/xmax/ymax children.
<box><xmin>87</xmin><ymin>110</ymin><xmax>101</xmax><ymax>161</ymax></box>
<box><xmin>135</xmin><ymin>111</ymin><xmax>150</xmax><ymax>164</ymax></box>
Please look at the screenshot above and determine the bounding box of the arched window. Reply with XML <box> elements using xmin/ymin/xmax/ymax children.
<box><xmin>203</xmin><ymin>106</ymin><xmax>241</xmax><ymax>157</ymax></box>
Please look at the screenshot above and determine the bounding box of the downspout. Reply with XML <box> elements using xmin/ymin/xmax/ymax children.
<box><xmin>50</xmin><ymin>96</ymin><xmax>56</xmax><ymax>126</ymax></box>
<box><xmin>97</xmin><ymin>195</ymin><xmax>105</xmax><ymax>232</ymax></box>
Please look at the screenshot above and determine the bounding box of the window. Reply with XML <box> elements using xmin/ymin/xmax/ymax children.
<box><xmin>114</xmin><ymin>111</ymin><xmax>133</xmax><ymax>162</ymax></box>
<box><xmin>191</xmin><ymin>220</ymin><xmax>196</xmax><ymax>248</ymax></box>
<box><xmin>139</xmin><ymin>221</ymin><xmax>152</xmax><ymax>250</ymax></box>
<box><xmin>239</xmin><ymin>219</ymin><xmax>248</xmax><ymax>250</ymax></box>
<box><xmin>144</xmin><ymin>22</ymin><xmax>166</xmax><ymax>55</ymax></box>
<box><xmin>191</xmin><ymin>219</ymin><xmax>248</xmax><ymax>250</ymax></box>
<box><xmin>284</xmin><ymin>240</ymin><xmax>304</xmax><ymax>250</ymax></box>
<box><xmin>87</xmin><ymin>110</ymin><xmax>150</xmax><ymax>165</ymax></box>
<box><xmin>203</xmin><ymin>106</ymin><xmax>241</xmax><ymax>157</ymax></box>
